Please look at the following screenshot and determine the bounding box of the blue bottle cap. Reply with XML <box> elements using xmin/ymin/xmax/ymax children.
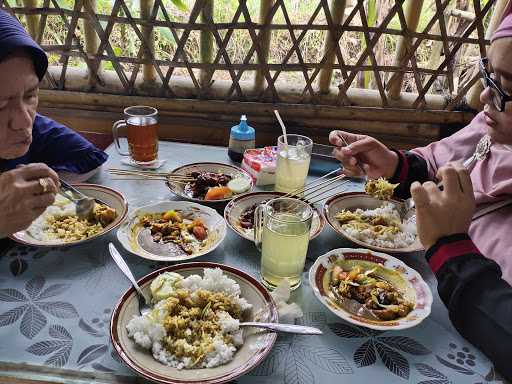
<box><xmin>230</xmin><ymin>115</ymin><xmax>255</xmax><ymax>141</ymax></box>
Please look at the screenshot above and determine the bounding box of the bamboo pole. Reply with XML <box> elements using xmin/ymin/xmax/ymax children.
<box><xmin>318</xmin><ymin>0</ymin><xmax>347</xmax><ymax>94</ymax></box>
<box><xmin>21</xmin><ymin>0</ymin><xmax>39</xmax><ymax>39</ymax></box>
<box><xmin>200</xmin><ymin>0</ymin><xmax>214</xmax><ymax>88</ymax></box>
<box><xmin>140</xmin><ymin>0</ymin><xmax>156</xmax><ymax>84</ymax></box>
<box><xmin>466</xmin><ymin>0</ymin><xmax>509</xmax><ymax>110</ymax></box>
<box><xmin>39</xmin><ymin>89</ymin><xmax>473</xmax><ymax>125</ymax></box>
<box><xmin>387</xmin><ymin>0</ymin><xmax>424</xmax><ymax>99</ymax></box>
<box><xmin>254</xmin><ymin>0</ymin><xmax>274</xmax><ymax>92</ymax></box>
<box><xmin>45</xmin><ymin>65</ymin><xmax>454</xmax><ymax>109</ymax></box>
<box><xmin>82</xmin><ymin>0</ymin><xmax>100</xmax><ymax>88</ymax></box>
<box><xmin>425</xmin><ymin>0</ymin><xmax>455</xmax><ymax>91</ymax></box>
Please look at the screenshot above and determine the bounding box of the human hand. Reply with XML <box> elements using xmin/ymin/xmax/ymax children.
<box><xmin>0</xmin><ymin>163</ymin><xmax>59</xmax><ymax>236</ymax></box>
<box><xmin>410</xmin><ymin>164</ymin><xmax>475</xmax><ymax>250</ymax></box>
<box><xmin>329</xmin><ymin>130</ymin><xmax>399</xmax><ymax>179</ymax></box>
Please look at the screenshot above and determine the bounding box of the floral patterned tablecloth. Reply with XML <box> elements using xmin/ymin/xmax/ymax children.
<box><xmin>0</xmin><ymin>142</ymin><xmax>505</xmax><ymax>384</ymax></box>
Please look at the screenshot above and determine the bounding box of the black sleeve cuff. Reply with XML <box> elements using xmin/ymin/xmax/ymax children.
<box><xmin>391</xmin><ymin>150</ymin><xmax>430</xmax><ymax>199</ymax></box>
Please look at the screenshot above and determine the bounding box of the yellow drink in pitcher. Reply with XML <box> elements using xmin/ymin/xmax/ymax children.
<box><xmin>275</xmin><ymin>147</ymin><xmax>311</xmax><ymax>193</ymax></box>
<box><xmin>260</xmin><ymin>213</ymin><xmax>310</xmax><ymax>289</ymax></box>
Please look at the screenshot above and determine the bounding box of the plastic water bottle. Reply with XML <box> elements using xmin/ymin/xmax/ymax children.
<box><xmin>228</xmin><ymin>115</ymin><xmax>255</xmax><ymax>163</ymax></box>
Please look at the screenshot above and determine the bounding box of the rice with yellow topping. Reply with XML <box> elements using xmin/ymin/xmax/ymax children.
<box><xmin>28</xmin><ymin>195</ymin><xmax>116</xmax><ymax>242</ymax></box>
<box><xmin>126</xmin><ymin>268</ymin><xmax>252</xmax><ymax>369</ymax></box>
<box><xmin>336</xmin><ymin>202</ymin><xmax>417</xmax><ymax>249</ymax></box>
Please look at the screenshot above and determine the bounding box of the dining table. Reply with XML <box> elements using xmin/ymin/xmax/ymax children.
<box><xmin>0</xmin><ymin>140</ymin><xmax>506</xmax><ymax>384</ymax></box>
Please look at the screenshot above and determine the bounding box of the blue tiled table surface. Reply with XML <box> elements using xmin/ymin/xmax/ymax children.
<box><xmin>0</xmin><ymin>142</ymin><xmax>505</xmax><ymax>384</ymax></box>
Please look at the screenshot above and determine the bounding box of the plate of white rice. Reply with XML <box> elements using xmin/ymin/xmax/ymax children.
<box><xmin>111</xmin><ymin>262</ymin><xmax>278</xmax><ymax>384</ymax></box>
<box><xmin>324</xmin><ymin>192</ymin><xmax>423</xmax><ymax>253</ymax></box>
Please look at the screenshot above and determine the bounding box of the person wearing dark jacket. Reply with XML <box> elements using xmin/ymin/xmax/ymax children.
<box><xmin>0</xmin><ymin>10</ymin><xmax>108</xmax><ymax>237</ymax></box>
<box><xmin>328</xmin><ymin>5</ymin><xmax>512</xmax><ymax>380</ymax></box>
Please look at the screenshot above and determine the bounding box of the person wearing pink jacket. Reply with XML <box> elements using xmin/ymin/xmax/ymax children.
<box><xmin>330</xmin><ymin>5</ymin><xmax>512</xmax><ymax>379</ymax></box>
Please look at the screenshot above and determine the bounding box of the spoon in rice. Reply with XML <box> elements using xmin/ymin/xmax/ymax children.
<box><xmin>239</xmin><ymin>322</ymin><xmax>322</xmax><ymax>335</ymax></box>
<box><xmin>59</xmin><ymin>180</ymin><xmax>97</xmax><ymax>219</ymax></box>
<box><xmin>109</xmin><ymin>243</ymin><xmax>151</xmax><ymax>316</ymax></box>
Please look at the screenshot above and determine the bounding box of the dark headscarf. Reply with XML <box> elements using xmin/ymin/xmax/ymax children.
<box><xmin>0</xmin><ymin>9</ymin><xmax>48</xmax><ymax>80</ymax></box>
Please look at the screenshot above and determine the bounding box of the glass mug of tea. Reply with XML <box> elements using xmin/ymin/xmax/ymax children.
<box><xmin>112</xmin><ymin>106</ymin><xmax>159</xmax><ymax>165</ymax></box>
<box><xmin>254</xmin><ymin>197</ymin><xmax>313</xmax><ymax>290</ymax></box>
<box><xmin>274</xmin><ymin>134</ymin><xmax>313</xmax><ymax>194</ymax></box>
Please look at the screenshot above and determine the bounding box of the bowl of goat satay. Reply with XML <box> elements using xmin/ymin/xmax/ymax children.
<box><xmin>166</xmin><ymin>162</ymin><xmax>254</xmax><ymax>204</ymax></box>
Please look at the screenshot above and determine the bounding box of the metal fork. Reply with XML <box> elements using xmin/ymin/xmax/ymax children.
<box><xmin>108</xmin><ymin>243</ymin><xmax>151</xmax><ymax>316</ymax></box>
<box><xmin>395</xmin><ymin>153</ymin><xmax>479</xmax><ymax>219</ymax></box>
<box><xmin>336</xmin><ymin>135</ymin><xmax>367</xmax><ymax>179</ymax></box>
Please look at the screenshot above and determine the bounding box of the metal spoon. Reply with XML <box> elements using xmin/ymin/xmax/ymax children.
<box><xmin>59</xmin><ymin>180</ymin><xmax>97</xmax><ymax>219</ymax></box>
<box><xmin>108</xmin><ymin>242</ymin><xmax>151</xmax><ymax>316</ymax></box>
<box><xmin>239</xmin><ymin>322</ymin><xmax>322</xmax><ymax>335</ymax></box>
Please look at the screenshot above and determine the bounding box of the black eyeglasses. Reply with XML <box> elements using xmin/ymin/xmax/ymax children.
<box><xmin>479</xmin><ymin>57</ymin><xmax>512</xmax><ymax>112</ymax></box>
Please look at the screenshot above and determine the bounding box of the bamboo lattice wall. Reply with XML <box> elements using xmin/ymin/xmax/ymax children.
<box><xmin>0</xmin><ymin>0</ymin><xmax>508</xmax><ymax>147</ymax></box>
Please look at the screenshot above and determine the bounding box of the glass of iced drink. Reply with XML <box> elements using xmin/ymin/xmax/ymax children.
<box><xmin>254</xmin><ymin>197</ymin><xmax>313</xmax><ymax>290</ymax></box>
<box><xmin>274</xmin><ymin>134</ymin><xmax>313</xmax><ymax>194</ymax></box>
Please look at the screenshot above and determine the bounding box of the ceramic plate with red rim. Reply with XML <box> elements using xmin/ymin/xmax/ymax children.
<box><xmin>111</xmin><ymin>262</ymin><xmax>278</xmax><ymax>384</ymax></box>
<box><xmin>10</xmin><ymin>183</ymin><xmax>128</xmax><ymax>247</ymax></box>
<box><xmin>166</xmin><ymin>162</ymin><xmax>254</xmax><ymax>204</ymax></box>
<box><xmin>309</xmin><ymin>248</ymin><xmax>432</xmax><ymax>331</ymax></box>
<box><xmin>224</xmin><ymin>191</ymin><xmax>326</xmax><ymax>241</ymax></box>
<box><xmin>323</xmin><ymin>192</ymin><xmax>423</xmax><ymax>253</ymax></box>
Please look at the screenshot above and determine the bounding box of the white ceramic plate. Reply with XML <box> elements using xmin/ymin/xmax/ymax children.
<box><xmin>309</xmin><ymin>248</ymin><xmax>432</xmax><ymax>331</ymax></box>
<box><xmin>117</xmin><ymin>201</ymin><xmax>226</xmax><ymax>261</ymax></box>
<box><xmin>224</xmin><ymin>191</ymin><xmax>325</xmax><ymax>241</ymax></box>
<box><xmin>323</xmin><ymin>192</ymin><xmax>423</xmax><ymax>253</ymax></box>
<box><xmin>111</xmin><ymin>262</ymin><xmax>278</xmax><ymax>384</ymax></box>
<box><xmin>11</xmin><ymin>184</ymin><xmax>128</xmax><ymax>247</ymax></box>
<box><xmin>166</xmin><ymin>162</ymin><xmax>254</xmax><ymax>204</ymax></box>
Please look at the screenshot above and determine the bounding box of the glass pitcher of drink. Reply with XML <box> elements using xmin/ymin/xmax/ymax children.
<box><xmin>254</xmin><ymin>197</ymin><xmax>313</xmax><ymax>290</ymax></box>
<box><xmin>112</xmin><ymin>106</ymin><xmax>159</xmax><ymax>165</ymax></box>
<box><xmin>274</xmin><ymin>134</ymin><xmax>313</xmax><ymax>194</ymax></box>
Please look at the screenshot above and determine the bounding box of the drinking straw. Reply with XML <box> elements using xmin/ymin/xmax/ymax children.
<box><xmin>274</xmin><ymin>110</ymin><xmax>288</xmax><ymax>148</ymax></box>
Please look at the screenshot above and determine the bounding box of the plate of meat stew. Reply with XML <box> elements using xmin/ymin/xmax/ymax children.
<box><xmin>117</xmin><ymin>201</ymin><xmax>226</xmax><ymax>261</ymax></box>
<box><xmin>309</xmin><ymin>248</ymin><xmax>432</xmax><ymax>330</ymax></box>
<box><xmin>166</xmin><ymin>162</ymin><xmax>254</xmax><ymax>204</ymax></box>
<box><xmin>224</xmin><ymin>192</ymin><xmax>325</xmax><ymax>241</ymax></box>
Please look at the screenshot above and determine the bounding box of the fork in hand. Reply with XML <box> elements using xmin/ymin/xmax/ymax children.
<box><xmin>395</xmin><ymin>153</ymin><xmax>479</xmax><ymax>219</ymax></box>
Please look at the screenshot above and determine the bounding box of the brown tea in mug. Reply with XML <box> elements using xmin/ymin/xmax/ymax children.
<box><xmin>127</xmin><ymin>116</ymin><xmax>158</xmax><ymax>163</ymax></box>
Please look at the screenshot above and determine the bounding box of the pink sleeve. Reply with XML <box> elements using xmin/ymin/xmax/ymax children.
<box><xmin>410</xmin><ymin>112</ymin><xmax>487</xmax><ymax>179</ymax></box>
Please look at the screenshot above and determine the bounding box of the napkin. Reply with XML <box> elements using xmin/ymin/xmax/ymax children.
<box><xmin>270</xmin><ymin>279</ymin><xmax>303</xmax><ymax>324</ymax></box>
<box><xmin>120</xmin><ymin>158</ymin><xmax>167</xmax><ymax>170</ymax></box>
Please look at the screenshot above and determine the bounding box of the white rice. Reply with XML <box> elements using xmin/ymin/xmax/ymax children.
<box><xmin>343</xmin><ymin>202</ymin><xmax>417</xmax><ymax>249</ymax></box>
<box><xmin>126</xmin><ymin>268</ymin><xmax>251</xmax><ymax>370</ymax></box>
<box><xmin>27</xmin><ymin>195</ymin><xmax>77</xmax><ymax>241</ymax></box>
